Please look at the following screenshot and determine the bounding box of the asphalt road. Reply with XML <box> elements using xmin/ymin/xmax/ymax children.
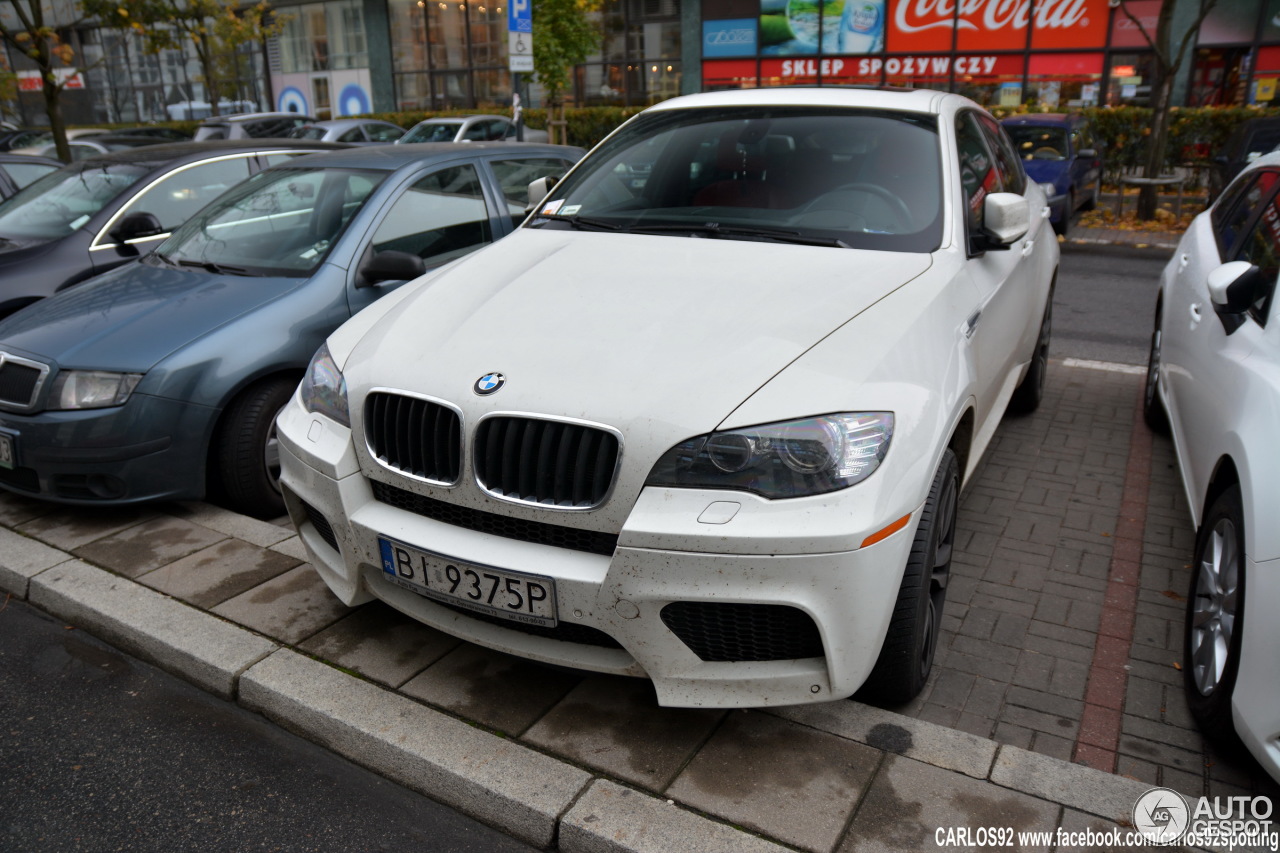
<box><xmin>1052</xmin><ymin>245</ymin><xmax>1173</xmax><ymax>366</ymax></box>
<box><xmin>0</xmin><ymin>598</ymin><xmax>537</xmax><ymax>853</ymax></box>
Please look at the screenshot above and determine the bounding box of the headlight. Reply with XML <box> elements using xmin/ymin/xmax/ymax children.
<box><xmin>645</xmin><ymin>413</ymin><xmax>893</xmax><ymax>499</ymax></box>
<box><xmin>48</xmin><ymin>370</ymin><xmax>143</xmax><ymax>410</ymax></box>
<box><xmin>1039</xmin><ymin>182</ymin><xmax>1059</xmax><ymax>198</ymax></box>
<box><xmin>299</xmin><ymin>343</ymin><xmax>349</xmax><ymax>427</ymax></box>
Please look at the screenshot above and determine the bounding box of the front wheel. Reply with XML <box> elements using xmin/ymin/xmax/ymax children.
<box><xmin>1080</xmin><ymin>177</ymin><xmax>1100</xmax><ymax>212</ymax></box>
<box><xmin>1052</xmin><ymin>193</ymin><xmax>1073</xmax><ymax>236</ymax></box>
<box><xmin>215</xmin><ymin>377</ymin><xmax>297</xmax><ymax>519</ymax></box>
<box><xmin>1183</xmin><ymin>485</ymin><xmax>1245</xmax><ymax>742</ymax></box>
<box><xmin>1143</xmin><ymin>307</ymin><xmax>1169</xmax><ymax>433</ymax></box>
<box><xmin>859</xmin><ymin>448</ymin><xmax>959</xmax><ymax>704</ymax></box>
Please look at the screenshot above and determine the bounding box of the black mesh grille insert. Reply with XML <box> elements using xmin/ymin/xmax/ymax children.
<box><xmin>660</xmin><ymin>602</ymin><xmax>825</xmax><ymax>662</ymax></box>
<box><xmin>431</xmin><ymin>599</ymin><xmax>623</xmax><ymax>649</ymax></box>
<box><xmin>0</xmin><ymin>360</ymin><xmax>40</xmax><ymax>407</ymax></box>
<box><xmin>474</xmin><ymin>416</ymin><xmax>618</xmax><ymax>508</ymax></box>
<box><xmin>365</xmin><ymin>393</ymin><xmax>461</xmax><ymax>483</ymax></box>
<box><xmin>370</xmin><ymin>480</ymin><xmax>619</xmax><ymax>557</ymax></box>
<box><xmin>302</xmin><ymin>500</ymin><xmax>339</xmax><ymax>552</ymax></box>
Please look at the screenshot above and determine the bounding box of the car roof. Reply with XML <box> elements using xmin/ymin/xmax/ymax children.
<box><xmin>199</xmin><ymin>111</ymin><xmax>314</xmax><ymax>125</ymax></box>
<box><xmin>260</xmin><ymin>141</ymin><xmax>581</xmax><ymax>170</ymax></box>
<box><xmin>418</xmin><ymin>115</ymin><xmax>507</xmax><ymax>123</ymax></box>
<box><xmin>1001</xmin><ymin>113</ymin><xmax>1077</xmax><ymax>126</ymax></box>
<box><xmin>70</xmin><ymin>139</ymin><xmax>349</xmax><ymax>167</ymax></box>
<box><xmin>643</xmin><ymin>86</ymin><xmax>957</xmax><ymax>116</ymax></box>
<box><xmin>0</xmin><ymin>152</ymin><xmax>60</xmax><ymax>166</ymax></box>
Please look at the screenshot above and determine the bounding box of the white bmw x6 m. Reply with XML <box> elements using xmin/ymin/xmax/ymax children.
<box><xmin>277</xmin><ymin>88</ymin><xmax>1058</xmax><ymax>708</ymax></box>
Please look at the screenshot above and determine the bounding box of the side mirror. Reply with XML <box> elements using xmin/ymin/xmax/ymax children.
<box><xmin>1207</xmin><ymin>260</ymin><xmax>1262</xmax><ymax>334</ymax></box>
<box><xmin>527</xmin><ymin>175</ymin><xmax>559</xmax><ymax>213</ymax></box>
<box><xmin>360</xmin><ymin>249</ymin><xmax>426</xmax><ymax>287</ymax></box>
<box><xmin>1076</xmin><ymin>147</ymin><xmax>1098</xmax><ymax>159</ymax></box>
<box><xmin>980</xmin><ymin>192</ymin><xmax>1030</xmax><ymax>248</ymax></box>
<box><xmin>109</xmin><ymin>211</ymin><xmax>165</xmax><ymax>244</ymax></box>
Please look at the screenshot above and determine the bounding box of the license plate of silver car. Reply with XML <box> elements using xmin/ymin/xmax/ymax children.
<box><xmin>377</xmin><ymin>536</ymin><xmax>558</xmax><ymax>627</ymax></box>
<box><xmin>0</xmin><ymin>433</ymin><xmax>13</xmax><ymax>470</ymax></box>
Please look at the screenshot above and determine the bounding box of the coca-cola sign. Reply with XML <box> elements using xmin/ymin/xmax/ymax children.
<box><xmin>887</xmin><ymin>0</ymin><xmax>1109</xmax><ymax>51</ymax></box>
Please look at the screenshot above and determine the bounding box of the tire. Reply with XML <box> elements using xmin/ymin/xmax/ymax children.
<box><xmin>1008</xmin><ymin>297</ymin><xmax>1052</xmax><ymax>415</ymax></box>
<box><xmin>1080</xmin><ymin>177</ymin><xmax>1100</xmax><ymax>212</ymax></box>
<box><xmin>215</xmin><ymin>377</ymin><xmax>296</xmax><ymax>519</ymax></box>
<box><xmin>1143</xmin><ymin>306</ymin><xmax>1170</xmax><ymax>433</ymax></box>
<box><xmin>1183</xmin><ymin>485</ymin><xmax>1245</xmax><ymax>743</ymax></box>
<box><xmin>1052</xmin><ymin>192</ymin><xmax>1072</xmax><ymax>236</ymax></box>
<box><xmin>859</xmin><ymin>448</ymin><xmax>959</xmax><ymax>705</ymax></box>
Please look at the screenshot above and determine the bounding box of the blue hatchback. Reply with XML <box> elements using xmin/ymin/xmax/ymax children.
<box><xmin>1001</xmin><ymin>114</ymin><xmax>1103</xmax><ymax>236</ymax></box>
<box><xmin>0</xmin><ymin>142</ymin><xmax>582</xmax><ymax>517</ymax></box>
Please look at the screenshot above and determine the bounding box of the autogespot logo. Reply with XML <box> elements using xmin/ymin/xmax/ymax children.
<box><xmin>1133</xmin><ymin>787</ymin><xmax>1190</xmax><ymax>844</ymax></box>
<box><xmin>474</xmin><ymin>372</ymin><xmax>505</xmax><ymax>395</ymax></box>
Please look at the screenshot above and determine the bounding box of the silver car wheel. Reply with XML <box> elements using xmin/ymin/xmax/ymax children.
<box><xmin>1189</xmin><ymin>516</ymin><xmax>1240</xmax><ymax>696</ymax></box>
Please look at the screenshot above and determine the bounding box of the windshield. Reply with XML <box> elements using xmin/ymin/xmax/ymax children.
<box><xmin>1004</xmin><ymin>125</ymin><xmax>1070</xmax><ymax>161</ymax></box>
<box><xmin>530</xmin><ymin>106</ymin><xmax>943</xmax><ymax>253</ymax></box>
<box><xmin>0</xmin><ymin>162</ymin><xmax>150</xmax><ymax>241</ymax></box>
<box><xmin>289</xmin><ymin>126</ymin><xmax>329</xmax><ymax>140</ymax></box>
<box><xmin>403</xmin><ymin>122</ymin><xmax>462</xmax><ymax>143</ymax></box>
<box><xmin>157</xmin><ymin>166</ymin><xmax>386</xmax><ymax>276</ymax></box>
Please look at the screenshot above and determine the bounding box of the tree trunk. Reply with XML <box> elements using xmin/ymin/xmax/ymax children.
<box><xmin>41</xmin><ymin>70</ymin><xmax>68</xmax><ymax>162</ymax></box>
<box><xmin>1137</xmin><ymin>67</ymin><xmax>1175</xmax><ymax>221</ymax></box>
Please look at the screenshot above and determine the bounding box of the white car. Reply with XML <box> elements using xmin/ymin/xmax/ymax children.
<box><xmin>1144</xmin><ymin>152</ymin><xmax>1280</xmax><ymax>782</ymax></box>
<box><xmin>278</xmin><ymin>88</ymin><xmax>1058</xmax><ymax>708</ymax></box>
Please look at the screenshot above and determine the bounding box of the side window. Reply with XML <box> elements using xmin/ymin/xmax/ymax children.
<box><xmin>369</xmin><ymin>164</ymin><xmax>493</xmax><ymax>266</ymax></box>
<box><xmin>978</xmin><ymin>115</ymin><xmax>1025</xmax><ymax>195</ymax></box>
<box><xmin>1233</xmin><ymin>189</ymin><xmax>1280</xmax><ymax>325</ymax></box>
<box><xmin>956</xmin><ymin>112</ymin><xmax>1002</xmax><ymax>234</ymax></box>
<box><xmin>262</xmin><ymin>153</ymin><xmax>309</xmax><ymax>168</ymax></box>
<box><xmin>339</xmin><ymin>127</ymin><xmax>366</xmax><ymax>143</ymax></box>
<box><xmin>365</xmin><ymin>123</ymin><xmax>404</xmax><ymax>142</ymax></box>
<box><xmin>462</xmin><ymin>122</ymin><xmax>490</xmax><ymax>142</ymax></box>
<box><xmin>1214</xmin><ymin>170</ymin><xmax>1280</xmax><ymax>256</ymax></box>
<box><xmin>122</xmin><ymin>157</ymin><xmax>253</xmax><ymax>231</ymax></box>
<box><xmin>489</xmin><ymin>157</ymin><xmax>573</xmax><ymax>218</ymax></box>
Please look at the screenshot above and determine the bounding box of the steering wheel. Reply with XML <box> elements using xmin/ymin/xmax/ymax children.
<box><xmin>800</xmin><ymin>183</ymin><xmax>913</xmax><ymax>231</ymax></box>
<box><xmin>1032</xmin><ymin>147</ymin><xmax>1063</xmax><ymax>160</ymax></box>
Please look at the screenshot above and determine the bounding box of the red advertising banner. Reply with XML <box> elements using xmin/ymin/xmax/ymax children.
<box><xmin>1108</xmin><ymin>0</ymin><xmax>1162</xmax><ymax>49</ymax></box>
<box><xmin>886</xmin><ymin>0</ymin><xmax>1110</xmax><ymax>53</ymax></box>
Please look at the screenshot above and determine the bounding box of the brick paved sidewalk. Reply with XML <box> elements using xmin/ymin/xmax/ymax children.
<box><xmin>1</xmin><ymin>359</ymin><xmax>1276</xmax><ymax>853</ymax></box>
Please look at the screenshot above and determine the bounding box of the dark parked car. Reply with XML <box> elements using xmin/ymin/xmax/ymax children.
<box><xmin>1208</xmin><ymin>116</ymin><xmax>1280</xmax><ymax>202</ymax></box>
<box><xmin>0</xmin><ymin>139</ymin><xmax>346</xmax><ymax>318</ymax></box>
<box><xmin>0</xmin><ymin>153</ymin><xmax>60</xmax><ymax>199</ymax></box>
<box><xmin>1001</xmin><ymin>113</ymin><xmax>1103</xmax><ymax>236</ymax></box>
<box><xmin>0</xmin><ymin>141</ymin><xmax>583</xmax><ymax>517</ymax></box>
<box><xmin>0</xmin><ymin>129</ymin><xmax>54</xmax><ymax>152</ymax></box>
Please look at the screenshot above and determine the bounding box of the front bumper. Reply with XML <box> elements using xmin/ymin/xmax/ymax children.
<box><xmin>1232</xmin><ymin>554</ymin><xmax>1280</xmax><ymax>783</ymax></box>
<box><xmin>0</xmin><ymin>393</ymin><xmax>216</xmax><ymax>505</ymax></box>
<box><xmin>279</xmin><ymin>400</ymin><xmax>922</xmax><ymax>709</ymax></box>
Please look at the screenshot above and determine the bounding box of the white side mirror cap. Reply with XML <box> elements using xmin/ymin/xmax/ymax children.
<box><xmin>983</xmin><ymin>192</ymin><xmax>1030</xmax><ymax>245</ymax></box>
<box><xmin>1207</xmin><ymin>260</ymin><xmax>1255</xmax><ymax>308</ymax></box>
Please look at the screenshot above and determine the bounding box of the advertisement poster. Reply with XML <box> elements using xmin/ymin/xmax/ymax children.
<box><xmin>759</xmin><ymin>0</ymin><xmax>886</xmax><ymax>56</ymax></box>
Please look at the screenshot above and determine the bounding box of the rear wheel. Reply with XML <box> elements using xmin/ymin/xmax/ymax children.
<box><xmin>1009</xmin><ymin>298</ymin><xmax>1052</xmax><ymax>415</ymax></box>
<box><xmin>215</xmin><ymin>378</ymin><xmax>296</xmax><ymax>519</ymax></box>
<box><xmin>1184</xmin><ymin>485</ymin><xmax>1245</xmax><ymax>743</ymax></box>
<box><xmin>1080</xmin><ymin>177</ymin><xmax>1100</xmax><ymax>212</ymax></box>
<box><xmin>860</xmin><ymin>448</ymin><xmax>958</xmax><ymax>704</ymax></box>
<box><xmin>1052</xmin><ymin>192</ymin><xmax>1073</xmax><ymax>236</ymax></box>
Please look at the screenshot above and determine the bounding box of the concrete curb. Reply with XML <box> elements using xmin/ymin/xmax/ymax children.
<box><xmin>2</xmin><ymin>516</ymin><xmax>1200</xmax><ymax>851</ymax></box>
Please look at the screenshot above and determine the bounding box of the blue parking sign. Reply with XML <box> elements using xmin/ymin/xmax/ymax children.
<box><xmin>509</xmin><ymin>0</ymin><xmax>531</xmax><ymax>33</ymax></box>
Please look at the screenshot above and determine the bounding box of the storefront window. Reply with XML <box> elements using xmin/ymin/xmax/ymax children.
<box><xmin>1026</xmin><ymin>53</ymin><xmax>1103</xmax><ymax>108</ymax></box>
<box><xmin>1106</xmin><ymin>52</ymin><xmax>1156</xmax><ymax>106</ymax></box>
<box><xmin>326</xmin><ymin>0</ymin><xmax>368</xmax><ymax>69</ymax></box>
<box><xmin>428</xmin><ymin>1</ymin><xmax>471</xmax><ymax>69</ymax></box>
<box><xmin>277</xmin><ymin>2</ymin><xmax>365</xmax><ymax>73</ymax></box>
<box><xmin>389</xmin><ymin>0</ymin><xmax>429</xmax><ymax>73</ymax></box>
<box><xmin>394</xmin><ymin>71</ymin><xmax>431</xmax><ymax>109</ymax></box>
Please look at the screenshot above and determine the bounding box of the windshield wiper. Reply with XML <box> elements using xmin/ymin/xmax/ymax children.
<box><xmin>626</xmin><ymin>222</ymin><xmax>851</xmax><ymax>249</ymax></box>
<box><xmin>176</xmin><ymin>258</ymin><xmax>253</xmax><ymax>276</ymax></box>
<box><xmin>534</xmin><ymin>213</ymin><xmax>624</xmax><ymax>231</ymax></box>
<box><xmin>150</xmin><ymin>250</ymin><xmax>180</xmax><ymax>268</ymax></box>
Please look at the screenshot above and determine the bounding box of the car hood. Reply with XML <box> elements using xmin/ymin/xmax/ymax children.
<box><xmin>0</xmin><ymin>260</ymin><xmax>305</xmax><ymax>371</ymax></box>
<box><xmin>1021</xmin><ymin>159</ymin><xmax>1069</xmax><ymax>187</ymax></box>
<box><xmin>344</xmin><ymin>229</ymin><xmax>932</xmax><ymax>441</ymax></box>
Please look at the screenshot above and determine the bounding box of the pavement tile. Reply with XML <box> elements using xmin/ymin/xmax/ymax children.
<box><xmin>137</xmin><ymin>538</ymin><xmax>301</xmax><ymax>609</ymax></box>
<box><xmin>212</xmin><ymin>564</ymin><xmax>353</xmax><ymax>644</ymax></box>
<box><xmin>0</xmin><ymin>492</ymin><xmax>56</xmax><ymax>527</ymax></box>
<box><xmin>838</xmin><ymin>755</ymin><xmax>1059</xmax><ymax>853</ymax></box>
<box><xmin>668</xmin><ymin>711</ymin><xmax>880</xmax><ymax>853</ymax></box>
<box><xmin>989</xmin><ymin>744</ymin><xmax>1152</xmax><ymax>824</ymax></box>
<box><xmin>401</xmin><ymin>642</ymin><xmax>581</xmax><ymax>736</ymax></box>
<box><xmin>72</xmin><ymin>515</ymin><xmax>227</xmax><ymax>578</ymax></box>
<box><xmin>299</xmin><ymin>602</ymin><xmax>461</xmax><ymax>688</ymax></box>
<box><xmin>17</xmin><ymin>507</ymin><xmax>156</xmax><ymax>551</ymax></box>
<box><xmin>169</xmin><ymin>502</ymin><xmax>295</xmax><ymax>548</ymax></box>
<box><xmin>523</xmin><ymin>676</ymin><xmax>724</xmax><ymax>791</ymax></box>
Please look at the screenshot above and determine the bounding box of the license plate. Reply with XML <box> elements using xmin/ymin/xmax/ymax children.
<box><xmin>378</xmin><ymin>536</ymin><xmax>557</xmax><ymax>627</ymax></box>
<box><xmin>0</xmin><ymin>433</ymin><xmax>12</xmax><ymax>470</ymax></box>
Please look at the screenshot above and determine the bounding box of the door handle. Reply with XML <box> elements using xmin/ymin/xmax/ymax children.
<box><xmin>1178</xmin><ymin>253</ymin><xmax>1190</xmax><ymax>272</ymax></box>
<box><xmin>964</xmin><ymin>310</ymin><xmax>981</xmax><ymax>338</ymax></box>
<box><xmin>1040</xmin><ymin>206</ymin><xmax>1051</xmax><ymax>220</ymax></box>
<box><xmin>1021</xmin><ymin>239</ymin><xmax>1035</xmax><ymax>258</ymax></box>
<box><xmin>1190</xmin><ymin>302</ymin><xmax>1202</xmax><ymax>323</ymax></box>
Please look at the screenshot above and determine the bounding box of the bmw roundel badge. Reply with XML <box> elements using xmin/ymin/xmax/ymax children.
<box><xmin>474</xmin><ymin>372</ymin><xmax>505</xmax><ymax>395</ymax></box>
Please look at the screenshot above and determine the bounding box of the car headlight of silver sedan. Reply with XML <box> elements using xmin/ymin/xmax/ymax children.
<box><xmin>299</xmin><ymin>343</ymin><xmax>350</xmax><ymax>427</ymax></box>
<box><xmin>48</xmin><ymin>370</ymin><xmax>143</xmax><ymax>410</ymax></box>
<box><xmin>645</xmin><ymin>413</ymin><xmax>893</xmax><ymax>499</ymax></box>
